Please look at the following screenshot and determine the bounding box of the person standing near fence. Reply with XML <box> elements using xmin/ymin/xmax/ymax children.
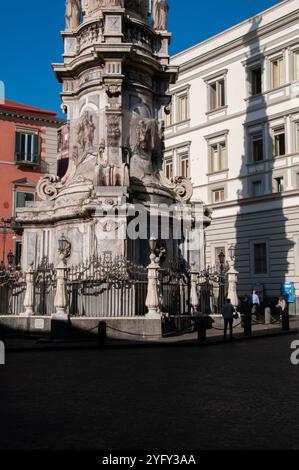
<box><xmin>222</xmin><ymin>298</ymin><xmax>235</xmax><ymax>340</ymax></box>
<box><xmin>251</xmin><ymin>290</ymin><xmax>260</xmax><ymax>320</ymax></box>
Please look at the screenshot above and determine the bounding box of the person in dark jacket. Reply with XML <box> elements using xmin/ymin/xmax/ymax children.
<box><xmin>238</xmin><ymin>296</ymin><xmax>252</xmax><ymax>336</ymax></box>
<box><xmin>222</xmin><ymin>298</ymin><xmax>235</xmax><ymax>340</ymax></box>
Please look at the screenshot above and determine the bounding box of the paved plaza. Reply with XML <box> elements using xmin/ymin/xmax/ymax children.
<box><xmin>0</xmin><ymin>333</ymin><xmax>299</xmax><ymax>450</ymax></box>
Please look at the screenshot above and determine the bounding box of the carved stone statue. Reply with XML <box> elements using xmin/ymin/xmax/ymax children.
<box><xmin>65</xmin><ymin>0</ymin><xmax>81</xmax><ymax>30</ymax></box>
<box><xmin>152</xmin><ymin>0</ymin><xmax>168</xmax><ymax>31</ymax></box>
<box><xmin>77</xmin><ymin>111</ymin><xmax>96</xmax><ymax>152</ymax></box>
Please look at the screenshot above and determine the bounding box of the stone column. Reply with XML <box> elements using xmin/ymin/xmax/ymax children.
<box><xmin>227</xmin><ymin>263</ymin><xmax>239</xmax><ymax>308</ymax></box>
<box><xmin>145</xmin><ymin>254</ymin><xmax>161</xmax><ymax>319</ymax></box>
<box><xmin>21</xmin><ymin>263</ymin><xmax>35</xmax><ymax>317</ymax></box>
<box><xmin>190</xmin><ymin>262</ymin><xmax>199</xmax><ymax>314</ymax></box>
<box><xmin>53</xmin><ymin>256</ymin><xmax>68</xmax><ymax>319</ymax></box>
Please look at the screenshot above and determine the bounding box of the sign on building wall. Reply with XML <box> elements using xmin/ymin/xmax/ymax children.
<box><xmin>281</xmin><ymin>282</ymin><xmax>295</xmax><ymax>303</ymax></box>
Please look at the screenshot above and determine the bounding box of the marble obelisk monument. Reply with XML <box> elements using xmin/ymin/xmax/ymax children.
<box><xmin>17</xmin><ymin>0</ymin><xmax>203</xmax><ymax>271</ymax></box>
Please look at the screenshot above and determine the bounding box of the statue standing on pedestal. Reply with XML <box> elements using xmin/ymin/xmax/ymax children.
<box><xmin>152</xmin><ymin>0</ymin><xmax>168</xmax><ymax>31</ymax></box>
<box><xmin>65</xmin><ymin>0</ymin><xmax>81</xmax><ymax>30</ymax></box>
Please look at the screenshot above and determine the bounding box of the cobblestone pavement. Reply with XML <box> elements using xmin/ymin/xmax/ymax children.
<box><xmin>0</xmin><ymin>332</ymin><xmax>299</xmax><ymax>450</ymax></box>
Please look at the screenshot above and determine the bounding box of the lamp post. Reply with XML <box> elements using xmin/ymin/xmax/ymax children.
<box><xmin>7</xmin><ymin>250</ymin><xmax>15</xmax><ymax>269</ymax></box>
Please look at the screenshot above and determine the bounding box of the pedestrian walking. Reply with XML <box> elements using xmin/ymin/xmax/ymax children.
<box><xmin>222</xmin><ymin>298</ymin><xmax>235</xmax><ymax>340</ymax></box>
<box><xmin>251</xmin><ymin>289</ymin><xmax>260</xmax><ymax>320</ymax></box>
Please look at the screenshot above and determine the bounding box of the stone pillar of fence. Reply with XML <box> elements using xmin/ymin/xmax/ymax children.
<box><xmin>227</xmin><ymin>263</ymin><xmax>239</xmax><ymax>308</ymax></box>
<box><xmin>190</xmin><ymin>263</ymin><xmax>199</xmax><ymax>314</ymax></box>
<box><xmin>53</xmin><ymin>257</ymin><xmax>68</xmax><ymax>319</ymax></box>
<box><xmin>21</xmin><ymin>263</ymin><xmax>35</xmax><ymax>317</ymax></box>
<box><xmin>145</xmin><ymin>254</ymin><xmax>161</xmax><ymax>319</ymax></box>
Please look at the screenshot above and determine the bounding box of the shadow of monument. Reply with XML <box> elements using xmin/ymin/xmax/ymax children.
<box><xmin>234</xmin><ymin>17</ymin><xmax>293</xmax><ymax>311</ymax></box>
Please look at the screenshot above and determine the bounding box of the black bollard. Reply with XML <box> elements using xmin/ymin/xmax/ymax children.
<box><xmin>282</xmin><ymin>310</ymin><xmax>290</xmax><ymax>331</ymax></box>
<box><xmin>98</xmin><ymin>321</ymin><xmax>107</xmax><ymax>346</ymax></box>
<box><xmin>243</xmin><ymin>314</ymin><xmax>252</xmax><ymax>337</ymax></box>
<box><xmin>196</xmin><ymin>316</ymin><xmax>207</xmax><ymax>343</ymax></box>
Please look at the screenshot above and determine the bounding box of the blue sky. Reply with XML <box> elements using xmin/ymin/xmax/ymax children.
<box><xmin>0</xmin><ymin>0</ymin><xmax>281</xmax><ymax>114</ymax></box>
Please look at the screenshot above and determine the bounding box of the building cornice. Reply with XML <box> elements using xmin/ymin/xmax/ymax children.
<box><xmin>175</xmin><ymin>9</ymin><xmax>299</xmax><ymax>75</ymax></box>
<box><xmin>0</xmin><ymin>109</ymin><xmax>64</xmax><ymax>126</ymax></box>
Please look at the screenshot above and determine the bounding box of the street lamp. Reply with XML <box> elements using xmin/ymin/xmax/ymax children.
<box><xmin>228</xmin><ymin>244</ymin><xmax>236</xmax><ymax>261</ymax></box>
<box><xmin>7</xmin><ymin>250</ymin><xmax>15</xmax><ymax>268</ymax></box>
<box><xmin>218</xmin><ymin>250</ymin><xmax>225</xmax><ymax>268</ymax></box>
<box><xmin>149</xmin><ymin>235</ymin><xmax>158</xmax><ymax>254</ymax></box>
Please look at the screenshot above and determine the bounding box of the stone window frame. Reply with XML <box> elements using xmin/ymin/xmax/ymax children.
<box><xmin>163</xmin><ymin>141</ymin><xmax>191</xmax><ymax>179</ymax></box>
<box><xmin>205</xmin><ymin>130</ymin><xmax>229</xmax><ymax>175</ymax></box>
<box><xmin>249</xmin><ymin>238</ymin><xmax>270</xmax><ymax>278</ymax></box>
<box><xmin>271</xmin><ymin>124</ymin><xmax>287</xmax><ymax>158</ymax></box>
<box><xmin>289</xmin><ymin>44</ymin><xmax>299</xmax><ymax>82</ymax></box>
<box><xmin>250</xmin><ymin>178</ymin><xmax>264</xmax><ymax>198</ymax></box>
<box><xmin>164</xmin><ymin>154</ymin><xmax>174</xmax><ymax>180</ymax></box>
<box><xmin>267</xmin><ymin>51</ymin><xmax>286</xmax><ymax>90</ymax></box>
<box><xmin>204</xmin><ymin>69</ymin><xmax>228</xmax><ymax>113</ymax></box>
<box><xmin>165</xmin><ymin>85</ymin><xmax>191</xmax><ymax>127</ymax></box>
<box><xmin>209</xmin><ymin>183</ymin><xmax>227</xmax><ymax>204</ymax></box>
<box><xmin>246</xmin><ymin>124</ymin><xmax>266</xmax><ymax>164</ymax></box>
<box><xmin>244</xmin><ymin>58</ymin><xmax>264</xmax><ymax>98</ymax></box>
<box><xmin>12</xmin><ymin>180</ymin><xmax>36</xmax><ymax>217</ymax></box>
<box><xmin>178</xmin><ymin>150</ymin><xmax>190</xmax><ymax>178</ymax></box>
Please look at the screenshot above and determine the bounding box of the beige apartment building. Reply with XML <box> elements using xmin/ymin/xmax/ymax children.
<box><xmin>164</xmin><ymin>0</ymin><xmax>299</xmax><ymax>307</ymax></box>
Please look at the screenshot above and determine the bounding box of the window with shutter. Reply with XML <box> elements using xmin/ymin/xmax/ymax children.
<box><xmin>14</xmin><ymin>131</ymin><xmax>40</xmax><ymax>164</ymax></box>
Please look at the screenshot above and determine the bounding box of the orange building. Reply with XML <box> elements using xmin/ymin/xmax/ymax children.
<box><xmin>0</xmin><ymin>99</ymin><xmax>64</xmax><ymax>266</ymax></box>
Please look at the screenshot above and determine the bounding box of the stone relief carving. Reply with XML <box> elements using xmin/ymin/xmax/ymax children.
<box><xmin>107</xmin><ymin>115</ymin><xmax>121</xmax><ymax>147</ymax></box>
<box><xmin>153</xmin><ymin>0</ymin><xmax>168</xmax><ymax>31</ymax></box>
<box><xmin>94</xmin><ymin>139</ymin><xmax>129</xmax><ymax>187</ymax></box>
<box><xmin>78</xmin><ymin>23</ymin><xmax>104</xmax><ymax>50</ymax></box>
<box><xmin>77</xmin><ymin>111</ymin><xmax>96</xmax><ymax>152</ymax></box>
<box><xmin>129</xmin><ymin>116</ymin><xmax>163</xmax><ymax>182</ymax></box>
<box><xmin>65</xmin><ymin>0</ymin><xmax>81</xmax><ymax>31</ymax></box>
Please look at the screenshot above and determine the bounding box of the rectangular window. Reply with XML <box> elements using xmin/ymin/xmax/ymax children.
<box><xmin>165</xmin><ymin>158</ymin><xmax>173</xmax><ymax>180</ymax></box>
<box><xmin>271</xmin><ymin>57</ymin><xmax>284</xmax><ymax>88</ymax></box>
<box><xmin>15</xmin><ymin>131</ymin><xmax>40</xmax><ymax>163</ymax></box>
<box><xmin>253</xmin><ymin>242</ymin><xmax>268</xmax><ymax>275</ymax></box>
<box><xmin>296</xmin><ymin>123</ymin><xmax>299</xmax><ymax>152</ymax></box>
<box><xmin>251</xmin><ymin>132</ymin><xmax>264</xmax><ymax>162</ymax></box>
<box><xmin>273</xmin><ymin>127</ymin><xmax>286</xmax><ymax>157</ymax></box>
<box><xmin>15</xmin><ymin>192</ymin><xmax>35</xmax><ymax>210</ymax></box>
<box><xmin>294</xmin><ymin>51</ymin><xmax>299</xmax><ymax>81</ymax></box>
<box><xmin>210</xmin><ymin>141</ymin><xmax>226</xmax><ymax>173</ymax></box>
<box><xmin>212</xmin><ymin>188</ymin><xmax>225</xmax><ymax>203</ymax></box>
<box><xmin>252</xmin><ymin>180</ymin><xmax>263</xmax><ymax>197</ymax></box>
<box><xmin>209</xmin><ymin>79</ymin><xmax>225</xmax><ymax>111</ymax></box>
<box><xmin>177</xmin><ymin>94</ymin><xmax>188</xmax><ymax>122</ymax></box>
<box><xmin>164</xmin><ymin>107</ymin><xmax>172</xmax><ymax>127</ymax></box>
<box><xmin>251</xmin><ymin>67</ymin><xmax>262</xmax><ymax>95</ymax></box>
<box><xmin>179</xmin><ymin>154</ymin><xmax>189</xmax><ymax>178</ymax></box>
<box><xmin>275</xmin><ymin>177</ymin><xmax>284</xmax><ymax>192</ymax></box>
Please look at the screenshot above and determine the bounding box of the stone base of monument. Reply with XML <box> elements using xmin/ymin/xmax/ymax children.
<box><xmin>0</xmin><ymin>316</ymin><xmax>162</xmax><ymax>343</ymax></box>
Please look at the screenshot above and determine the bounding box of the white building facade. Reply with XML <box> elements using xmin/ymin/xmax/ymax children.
<box><xmin>165</xmin><ymin>0</ymin><xmax>299</xmax><ymax>307</ymax></box>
